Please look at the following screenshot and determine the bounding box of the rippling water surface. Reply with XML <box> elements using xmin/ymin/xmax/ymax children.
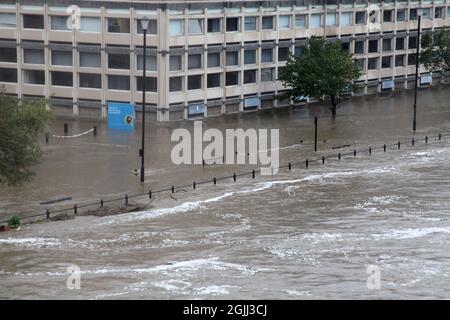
<box><xmin>1</xmin><ymin>88</ymin><xmax>450</xmax><ymax>299</ymax></box>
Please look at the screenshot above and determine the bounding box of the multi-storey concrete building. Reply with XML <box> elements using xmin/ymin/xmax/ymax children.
<box><xmin>0</xmin><ymin>0</ymin><xmax>449</xmax><ymax>122</ymax></box>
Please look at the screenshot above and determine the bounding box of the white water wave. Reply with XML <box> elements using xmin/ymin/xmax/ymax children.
<box><xmin>7</xmin><ymin>257</ymin><xmax>268</xmax><ymax>278</ymax></box>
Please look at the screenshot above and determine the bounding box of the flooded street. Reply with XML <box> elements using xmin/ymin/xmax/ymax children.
<box><xmin>1</xmin><ymin>87</ymin><xmax>450</xmax><ymax>299</ymax></box>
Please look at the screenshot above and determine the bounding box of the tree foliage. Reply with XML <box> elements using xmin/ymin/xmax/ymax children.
<box><xmin>421</xmin><ymin>28</ymin><xmax>450</xmax><ymax>73</ymax></box>
<box><xmin>0</xmin><ymin>92</ymin><xmax>52</xmax><ymax>186</ymax></box>
<box><xmin>279</xmin><ymin>38</ymin><xmax>362</xmax><ymax>117</ymax></box>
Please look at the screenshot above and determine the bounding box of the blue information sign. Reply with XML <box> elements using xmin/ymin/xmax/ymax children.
<box><xmin>107</xmin><ymin>102</ymin><xmax>135</xmax><ymax>131</ymax></box>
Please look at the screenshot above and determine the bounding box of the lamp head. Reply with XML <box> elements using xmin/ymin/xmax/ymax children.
<box><xmin>140</xmin><ymin>16</ymin><xmax>150</xmax><ymax>32</ymax></box>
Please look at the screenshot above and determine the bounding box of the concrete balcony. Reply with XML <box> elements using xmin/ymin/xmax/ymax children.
<box><xmin>21</xmin><ymin>29</ymin><xmax>45</xmax><ymax>41</ymax></box>
<box><xmin>0</xmin><ymin>28</ymin><xmax>18</xmax><ymax>39</ymax></box>
<box><xmin>74</xmin><ymin>32</ymin><xmax>102</xmax><ymax>43</ymax></box>
<box><xmin>49</xmin><ymin>86</ymin><xmax>73</xmax><ymax>98</ymax></box>
<box><xmin>104</xmin><ymin>33</ymin><xmax>131</xmax><ymax>46</ymax></box>
<box><xmin>106</xmin><ymin>89</ymin><xmax>132</xmax><ymax>102</ymax></box>
<box><xmin>22</xmin><ymin>83</ymin><xmax>45</xmax><ymax>96</ymax></box>
<box><xmin>48</xmin><ymin>31</ymin><xmax>73</xmax><ymax>42</ymax></box>
<box><xmin>0</xmin><ymin>82</ymin><xmax>18</xmax><ymax>94</ymax></box>
<box><xmin>78</xmin><ymin>88</ymin><xmax>103</xmax><ymax>100</ymax></box>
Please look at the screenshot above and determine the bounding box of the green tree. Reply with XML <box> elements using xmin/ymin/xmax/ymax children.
<box><xmin>0</xmin><ymin>92</ymin><xmax>52</xmax><ymax>186</ymax></box>
<box><xmin>421</xmin><ymin>28</ymin><xmax>450</xmax><ymax>73</ymax></box>
<box><xmin>279</xmin><ymin>38</ymin><xmax>362</xmax><ymax>118</ymax></box>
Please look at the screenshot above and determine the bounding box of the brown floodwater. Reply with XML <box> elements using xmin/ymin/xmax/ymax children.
<box><xmin>1</xmin><ymin>86</ymin><xmax>450</xmax><ymax>299</ymax></box>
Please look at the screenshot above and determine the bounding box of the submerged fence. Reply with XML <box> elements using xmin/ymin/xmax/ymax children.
<box><xmin>1</xmin><ymin>132</ymin><xmax>448</xmax><ymax>225</ymax></box>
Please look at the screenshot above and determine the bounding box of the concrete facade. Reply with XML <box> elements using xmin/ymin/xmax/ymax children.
<box><xmin>0</xmin><ymin>0</ymin><xmax>449</xmax><ymax>121</ymax></box>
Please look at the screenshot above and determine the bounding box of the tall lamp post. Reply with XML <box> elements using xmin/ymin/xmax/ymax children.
<box><xmin>139</xmin><ymin>17</ymin><xmax>150</xmax><ymax>183</ymax></box>
<box><xmin>413</xmin><ymin>9</ymin><xmax>422</xmax><ymax>133</ymax></box>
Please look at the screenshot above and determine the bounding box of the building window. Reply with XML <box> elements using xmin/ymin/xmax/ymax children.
<box><xmin>169</xmin><ymin>20</ymin><xmax>184</xmax><ymax>36</ymax></box>
<box><xmin>80</xmin><ymin>17</ymin><xmax>101</xmax><ymax>33</ymax></box>
<box><xmin>169</xmin><ymin>76</ymin><xmax>182</xmax><ymax>92</ymax></box>
<box><xmin>108</xmin><ymin>53</ymin><xmax>130</xmax><ymax>70</ymax></box>
<box><xmin>382</xmin><ymin>39</ymin><xmax>392</xmax><ymax>52</ymax></box>
<box><xmin>340</xmin><ymin>12</ymin><xmax>352</xmax><ymax>26</ymax></box>
<box><xmin>261</xmin><ymin>48</ymin><xmax>273</xmax><ymax>63</ymax></box>
<box><xmin>136</xmin><ymin>54</ymin><xmax>157</xmax><ymax>71</ymax></box>
<box><xmin>23</xmin><ymin>70</ymin><xmax>44</xmax><ymax>84</ymax></box>
<box><xmin>279</xmin><ymin>16</ymin><xmax>291</xmax><ymax>29</ymax></box>
<box><xmin>188</xmin><ymin>53</ymin><xmax>202</xmax><ymax>69</ymax></box>
<box><xmin>188</xmin><ymin>19</ymin><xmax>204</xmax><ymax>34</ymax></box>
<box><xmin>207</xmin><ymin>73</ymin><xmax>221</xmax><ymax>88</ymax></box>
<box><xmin>51</xmin><ymin>51</ymin><xmax>73</xmax><ymax>66</ymax></box>
<box><xmin>409</xmin><ymin>9</ymin><xmax>417</xmax><ymax>21</ymax></box>
<box><xmin>294</xmin><ymin>46</ymin><xmax>303</xmax><ymax>57</ymax></box>
<box><xmin>278</xmin><ymin>47</ymin><xmax>290</xmax><ymax>62</ymax></box>
<box><xmin>52</xmin><ymin>71</ymin><xmax>73</xmax><ymax>87</ymax></box>
<box><xmin>23</xmin><ymin>15</ymin><xmax>44</xmax><ymax>29</ymax></box>
<box><xmin>207</xmin><ymin>52</ymin><xmax>221</xmax><ymax>68</ymax></box>
<box><xmin>395</xmin><ymin>54</ymin><xmax>405</xmax><ymax>67</ymax></box>
<box><xmin>381</xmin><ymin>56</ymin><xmax>392</xmax><ymax>69</ymax></box>
<box><xmin>24</xmin><ymin>49</ymin><xmax>44</xmax><ymax>64</ymax></box>
<box><xmin>0</xmin><ymin>68</ymin><xmax>17</xmax><ymax>83</ymax></box>
<box><xmin>108</xmin><ymin>75</ymin><xmax>130</xmax><ymax>90</ymax></box>
<box><xmin>244</xmin><ymin>49</ymin><xmax>256</xmax><ymax>64</ymax></box>
<box><xmin>137</xmin><ymin>19</ymin><xmax>157</xmax><ymax>34</ymax></box>
<box><xmin>397</xmin><ymin>10</ymin><xmax>406</xmax><ymax>22</ymax></box>
<box><xmin>244</xmin><ymin>69</ymin><xmax>257</xmax><ymax>84</ymax></box>
<box><xmin>326</xmin><ymin>13</ymin><xmax>337</xmax><ymax>26</ymax></box>
<box><xmin>0</xmin><ymin>13</ymin><xmax>16</xmax><ymax>28</ymax></box>
<box><xmin>226</xmin><ymin>71</ymin><xmax>239</xmax><ymax>86</ymax></box>
<box><xmin>226</xmin><ymin>51</ymin><xmax>239</xmax><ymax>66</ymax></box>
<box><xmin>368</xmin><ymin>57</ymin><xmax>379</xmax><ymax>70</ymax></box>
<box><xmin>355</xmin><ymin>12</ymin><xmax>366</xmax><ymax>24</ymax></box>
<box><xmin>79</xmin><ymin>73</ymin><xmax>101</xmax><ymax>89</ymax></box>
<box><xmin>50</xmin><ymin>16</ymin><xmax>70</xmax><ymax>31</ymax></box>
<box><xmin>170</xmin><ymin>54</ymin><xmax>183</xmax><ymax>71</ymax></box>
<box><xmin>368</xmin><ymin>39</ymin><xmax>378</xmax><ymax>53</ymax></box>
<box><xmin>383</xmin><ymin>10</ymin><xmax>393</xmax><ymax>23</ymax></box>
<box><xmin>244</xmin><ymin>16</ymin><xmax>258</xmax><ymax>31</ymax></box>
<box><xmin>408</xmin><ymin>36</ymin><xmax>417</xmax><ymax>50</ymax></box>
<box><xmin>355</xmin><ymin>58</ymin><xmax>365</xmax><ymax>71</ymax></box>
<box><xmin>435</xmin><ymin>7</ymin><xmax>444</xmax><ymax>19</ymax></box>
<box><xmin>408</xmin><ymin>53</ymin><xmax>416</xmax><ymax>66</ymax></box>
<box><xmin>108</xmin><ymin>18</ymin><xmax>130</xmax><ymax>33</ymax></box>
<box><xmin>0</xmin><ymin>47</ymin><xmax>17</xmax><ymax>63</ymax></box>
<box><xmin>262</xmin><ymin>16</ymin><xmax>274</xmax><ymax>30</ymax></box>
<box><xmin>396</xmin><ymin>37</ymin><xmax>405</xmax><ymax>50</ymax></box>
<box><xmin>341</xmin><ymin>42</ymin><xmax>350</xmax><ymax>51</ymax></box>
<box><xmin>188</xmin><ymin>75</ymin><xmax>202</xmax><ymax>90</ymax></box>
<box><xmin>207</xmin><ymin>18</ymin><xmax>221</xmax><ymax>33</ymax></box>
<box><xmin>421</xmin><ymin>8</ymin><xmax>432</xmax><ymax>20</ymax></box>
<box><xmin>295</xmin><ymin>15</ymin><xmax>306</xmax><ymax>28</ymax></box>
<box><xmin>354</xmin><ymin>41</ymin><xmax>365</xmax><ymax>54</ymax></box>
<box><xmin>261</xmin><ymin>68</ymin><xmax>274</xmax><ymax>82</ymax></box>
<box><xmin>226</xmin><ymin>17</ymin><xmax>239</xmax><ymax>32</ymax></box>
<box><xmin>311</xmin><ymin>14</ymin><xmax>322</xmax><ymax>28</ymax></box>
<box><xmin>136</xmin><ymin>76</ymin><xmax>157</xmax><ymax>92</ymax></box>
<box><xmin>80</xmin><ymin>52</ymin><xmax>101</xmax><ymax>68</ymax></box>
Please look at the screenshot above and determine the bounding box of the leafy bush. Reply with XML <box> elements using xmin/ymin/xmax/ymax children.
<box><xmin>8</xmin><ymin>215</ymin><xmax>21</xmax><ymax>229</ymax></box>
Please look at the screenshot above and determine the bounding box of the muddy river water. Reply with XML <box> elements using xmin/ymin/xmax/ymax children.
<box><xmin>1</xmin><ymin>87</ymin><xmax>450</xmax><ymax>299</ymax></box>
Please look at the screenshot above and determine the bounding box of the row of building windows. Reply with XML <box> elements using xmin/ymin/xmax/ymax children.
<box><xmin>0</xmin><ymin>6</ymin><xmax>448</xmax><ymax>34</ymax></box>
<box><xmin>0</xmin><ymin>35</ymin><xmax>421</xmax><ymax>69</ymax></box>
<box><xmin>0</xmin><ymin>69</ymin><xmax>158</xmax><ymax>91</ymax></box>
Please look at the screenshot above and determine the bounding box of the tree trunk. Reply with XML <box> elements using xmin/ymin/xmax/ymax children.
<box><xmin>330</xmin><ymin>95</ymin><xmax>338</xmax><ymax>119</ymax></box>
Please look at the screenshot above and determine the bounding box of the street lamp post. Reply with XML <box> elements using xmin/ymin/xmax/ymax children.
<box><xmin>413</xmin><ymin>10</ymin><xmax>422</xmax><ymax>133</ymax></box>
<box><xmin>140</xmin><ymin>17</ymin><xmax>150</xmax><ymax>183</ymax></box>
